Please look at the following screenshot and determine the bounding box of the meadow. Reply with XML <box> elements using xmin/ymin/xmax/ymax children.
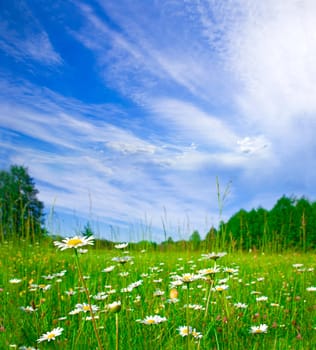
<box><xmin>0</xmin><ymin>238</ymin><xmax>315</xmax><ymax>350</ymax></box>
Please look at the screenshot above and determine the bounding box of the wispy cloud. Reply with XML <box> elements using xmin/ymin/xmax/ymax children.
<box><xmin>0</xmin><ymin>1</ymin><xmax>61</xmax><ymax>66</ymax></box>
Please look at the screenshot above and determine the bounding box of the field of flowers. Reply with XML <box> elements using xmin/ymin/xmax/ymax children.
<box><xmin>0</xmin><ymin>237</ymin><xmax>315</xmax><ymax>349</ymax></box>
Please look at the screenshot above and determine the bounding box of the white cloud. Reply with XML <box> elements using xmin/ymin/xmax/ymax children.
<box><xmin>149</xmin><ymin>98</ymin><xmax>238</xmax><ymax>149</ymax></box>
<box><xmin>0</xmin><ymin>2</ymin><xmax>62</xmax><ymax>66</ymax></box>
<box><xmin>237</xmin><ymin>136</ymin><xmax>269</xmax><ymax>155</ymax></box>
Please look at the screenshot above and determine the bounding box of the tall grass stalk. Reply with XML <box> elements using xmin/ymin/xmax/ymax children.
<box><xmin>74</xmin><ymin>249</ymin><xmax>104</xmax><ymax>350</ymax></box>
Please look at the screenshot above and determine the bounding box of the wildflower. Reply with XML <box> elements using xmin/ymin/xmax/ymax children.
<box><xmin>9</xmin><ymin>278</ymin><xmax>22</xmax><ymax>284</ymax></box>
<box><xmin>153</xmin><ymin>289</ymin><xmax>165</xmax><ymax>297</ymax></box>
<box><xmin>202</xmin><ymin>252</ymin><xmax>227</xmax><ymax>260</ymax></box>
<box><xmin>20</xmin><ymin>306</ymin><xmax>37</xmax><ymax>313</ymax></box>
<box><xmin>293</xmin><ymin>264</ymin><xmax>304</xmax><ymax>268</ymax></box>
<box><xmin>128</xmin><ymin>280</ymin><xmax>143</xmax><ymax>290</ymax></box>
<box><xmin>37</xmin><ymin>327</ymin><xmax>63</xmax><ymax>342</ymax></box>
<box><xmin>178</xmin><ymin>325</ymin><xmax>192</xmax><ymax>336</ymax></box>
<box><xmin>102</xmin><ymin>266</ymin><xmax>115</xmax><ymax>273</ymax></box>
<box><xmin>93</xmin><ymin>292</ymin><xmax>108</xmax><ymax>301</ymax></box>
<box><xmin>78</xmin><ymin>248</ymin><xmax>88</xmax><ymax>254</ymax></box>
<box><xmin>137</xmin><ymin>315</ymin><xmax>167</xmax><ymax>325</ymax></box>
<box><xmin>170</xmin><ymin>279</ymin><xmax>184</xmax><ymax>288</ymax></box>
<box><xmin>213</xmin><ymin>284</ymin><xmax>229</xmax><ymax>292</ymax></box>
<box><xmin>250</xmin><ymin>324</ymin><xmax>268</xmax><ymax>334</ymax></box>
<box><xmin>223</xmin><ymin>267</ymin><xmax>239</xmax><ymax>274</ymax></box>
<box><xmin>107</xmin><ymin>301</ymin><xmax>121</xmax><ymax>313</ymax></box>
<box><xmin>306</xmin><ymin>286</ymin><xmax>316</xmax><ymax>292</ymax></box>
<box><xmin>65</xmin><ymin>289</ymin><xmax>76</xmax><ymax>296</ymax></box>
<box><xmin>199</xmin><ymin>267</ymin><xmax>220</xmax><ymax>278</ymax></box>
<box><xmin>112</xmin><ymin>256</ymin><xmax>132</xmax><ymax>264</ymax></box>
<box><xmin>234</xmin><ymin>302</ymin><xmax>248</xmax><ymax>309</ymax></box>
<box><xmin>192</xmin><ymin>328</ymin><xmax>203</xmax><ymax>339</ymax></box>
<box><xmin>42</xmin><ymin>274</ymin><xmax>55</xmax><ymax>280</ymax></box>
<box><xmin>114</xmin><ymin>243</ymin><xmax>128</xmax><ymax>249</ymax></box>
<box><xmin>74</xmin><ymin>303</ymin><xmax>99</xmax><ymax>313</ymax></box>
<box><xmin>184</xmin><ymin>304</ymin><xmax>205</xmax><ymax>311</ymax></box>
<box><xmin>167</xmin><ymin>298</ymin><xmax>179</xmax><ymax>304</ymax></box>
<box><xmin>119</xmin><ymin>272</ymin><xmax>129</xmax><ymax>277</ymax></box>
<box><xmin>176</xmin><ymin>273</ymin><xmax>200</xmax><ymax>284</ymax></box>
<box><xmin>54</xmin><ymin>235</ymin><xmax>94</xmax><ymax>250</ymax></box>
<box><xmin>38</xmin><ymin>284</ymin><xmax>51</xmax><ymax>291</ymax></box>
<box><xmin>256</xmin><ymin>296</ymin><xmax>268</xmax><ymax>302</ymax></box>
<box><xmin>54</xmin><ymin>270</ymin><xmax>67</xmax><ymax>277</ymax></box>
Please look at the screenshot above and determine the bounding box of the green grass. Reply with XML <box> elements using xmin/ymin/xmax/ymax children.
<box><xmin>0</xmin><ymin>239</ymin><xmax>315</xmax><ymax>349</ymax></box>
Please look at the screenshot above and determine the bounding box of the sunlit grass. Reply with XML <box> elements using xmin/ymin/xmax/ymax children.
<box><xmin>0</xmin><ymin>239</ymin><xmax>315</xmax><ymax>349</ymax></box>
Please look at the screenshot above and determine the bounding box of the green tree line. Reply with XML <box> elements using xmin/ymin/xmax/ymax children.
<box><xmin>211</xmin><ymin>195</ymin><xmax>316</xmax><ymax>252</ymax></box>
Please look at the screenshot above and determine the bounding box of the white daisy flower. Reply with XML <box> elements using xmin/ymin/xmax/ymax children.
<box><xmin>250</xmin><ymin>324</ymin><xmax>268</xmax><ymax>334</ymax></box>
<box><xmin>54</xmin><ymin>236</ymin><xmax>94</xmax><ymax>250</ymax></box>
<box><xmin>114</xmin><ymin>243</ymin><xmax>128</xmax><ymax>249</ymax></box>
<box><xmin>37</xmin><ymin>327</ymin><xmax>63</xmax><ymax>342</ymax></box>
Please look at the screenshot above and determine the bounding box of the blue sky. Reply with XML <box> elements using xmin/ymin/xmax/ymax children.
<box><xmin>1</xmin><ymin>0</ymin><xmax>316</xmax><ymax>242</ymax></box>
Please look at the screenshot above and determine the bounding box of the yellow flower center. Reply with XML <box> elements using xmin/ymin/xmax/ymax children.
<box><xmin>147</xmin><ymin>319</ymin><xmax>156</xmax><ymax>324</ymax></box>
<box><xmin>83</xmin><ymin>305</ymin><xmax>91</xmax><ymax>311</ymax></box>
<box><xmin>255</xmin><ymin>329</ymin><xmax>262</xmax><ymax>333</ymax></box>
<box><xmin>67</xmin><ymin>238</ymin><xmax>83</xmax><ymax>247</ymax></box>
<box><xmin>47</xmin><ymin>333</ymin><xmax>55</xmax><ymax>339</ymax></box>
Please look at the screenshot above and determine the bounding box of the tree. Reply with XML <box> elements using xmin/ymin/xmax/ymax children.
<box><xmin>189</xmin><ymin>230</ymin><xmax>201</xmax><ymax>250</ymax></box>
<box><xmin>0</xmin><ymin>165</ymin><xmax>45</xmax><ymax>240</ymax></box>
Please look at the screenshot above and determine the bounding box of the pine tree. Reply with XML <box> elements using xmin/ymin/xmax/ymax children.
<box><xmin>0</xmin><ymin>165</ymin><xmax>45</xmax><ymax>240</ymax></box>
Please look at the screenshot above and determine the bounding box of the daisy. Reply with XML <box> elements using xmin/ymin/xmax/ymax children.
<box><xmin>250</xmin><ymin>324</ymin><xmax>268</xmax><ymax>334</ymax></box>
<box><xmin>176</xmin><ymin>273</ymin><xmax>200</xmax><ymax>284</ymax></box>
<box><xmin>9</xmin><ymin>278</ymin><xmax>22</xmax><ymax>284</ymax></box>
<box><xmin>93</xmin><ymin>292</ymin><xmax>108</xmax><ymax>301</ymax></box>
<box><xmin>192</xmin><ymin>328</ymin><xmax>203</xmax><ymax>339</ymax></box>
<box><xmin>102</xmin><ymin>266</ymin><xmax>115</xmax><ymax>273</ymax></box>
<box><xmin>20</xmin><ymin>306</ymin><xmax>37</xmax><ymax>313</ymax></box>
<box><xmin>107</xmin><ymin>301</ymin><xmax>121</xmax><ymax>313</ymax></box>
<box><xmin>199</xmin><ymin>267</ymin><xmax>220</xmax><ymax>276</ymax></box>
<box><xmin>256</xmin><ymin>296</ymin><xmax>268</xmax><ymax>302</ymax></box>
<box><xmin>184</xmin><ymin>304</ymin><xmax>205</xmax><ymax>311</ymax></box>
<box><xmin>213</xmin><ymin>284</ymin><xmax>229</xmax><ymax>292</ymax></box>
<box><xmin>137</xmin><ymin>315</ymin><xmax>167</xmax><ymax>325</ymax></box>
<box><xmin>234</xmin><ymin>302</ymin><xmax>248</xmax><ymax>309</ymax></box>
<box><xmin>153</xmin><ymin>289</ymin><xmax>165</xmax><ymax>297</ymax></box>
<box><xmin>112</xmin><ymin>256</ymin><xmax>132</xmax><ymax>264</ymax></box>
<box><xmin>74</xmin><ymin>303</ymin><xmax>99</xmax><ymax>313</ymax></box>
<box><xmin>54</xmin><ymin>235</ymin><xmax>94</xmax><ymax>250</ymax></box>
<box><xmin>78</xmin><ymin>248</ymin><xmax>88</xmax><ymax>254</ymax></box>
<box><xmin>114</xmin><ymin>242</ymin><xmax>128</xmax><ymax>249</ymax></box>
<box><xmin>223</xmin><ymin>267</ymin><xmax>239</xmax><ymax>274</ymax></box>
<box><xmin>178</xmin><ymin>325</ymin><xmax>192</xmax><ymax>336</ymax></box>
<box><xmin>306</xmin><ymin>286</ymin><xmax>316</xmax><ymax>292</ymax></box>
<box><xmin>128</xmin><ymin>280</ymin><xmax>143</xmax><ymax>290</ymax></box>
<box><xmin>37</xmin><ymin>327</ymin><xmax>63</xmax><ymax>342</ymax></box>
<box><xmin>202</xmin><ymin>252</ymin><xmax>227</xmax><ymax>261</ymax></box>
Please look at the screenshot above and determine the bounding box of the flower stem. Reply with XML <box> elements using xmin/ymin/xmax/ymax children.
<box><xmin>74</xmin><ymin>249</ymin><xmax>104</xmax><ymax>350</ymax></box>
<box><xmin>204</xmin><ymin>279</ymin><xmax>214</xmax><ymax>320</ymax></box>
<box><xmin>186</xmin><ymin>283</ymin><xmax>190</xmax><ymax>350</ymax></box>
<box><xmin>116</xmin><ymin>312</ymin><xmax>119</xmax><ymax>350</ymax></box>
